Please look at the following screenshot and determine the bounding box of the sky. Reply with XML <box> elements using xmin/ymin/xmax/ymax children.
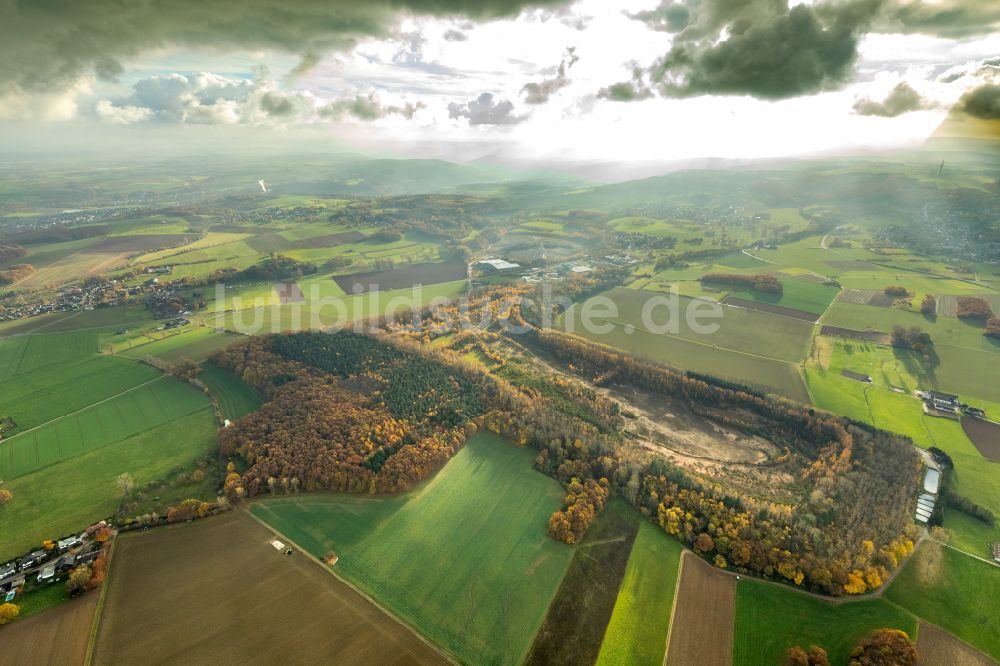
<box><xmin>0</xmin><ymin>0</ymin><xmax>997</xmax><ymax>166</ymax></box>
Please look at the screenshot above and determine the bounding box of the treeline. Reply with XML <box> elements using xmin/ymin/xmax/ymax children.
<box><xmin>6</xmin><ymin>225</ymin><xmax>109</xmax><ymax>244</ymax></box>
<box><xmin>527</xmin><ymin>327</ymin><xmax>920</xmax><ymax>595</ymax></box>
<box><xmin>891</xmin><ymin>326</ymin><xmax>932</xmax><ymax>351</ymax></box>
<box><xmin>956</xmin><ymin>296</ymin><xmax>993</xmax><ymax>321</ymax></box>
<box><xmin>0</xmin><ymin>242</ymin><xmax>25</xmax><ymax>263</ymax></box>
<box><xmin>213</xmin><ymin>254</ymin><xmax>317</xmax><ymax>283</ymax></box>
<box><xmin>701</xmin><ymin>273</ymin><xmax>782</xmax><ymax>293</ymax></box>
<box><xmin>0</xmin><ymin>264</ymin><xmax>33</xmax><ymax>286</ymax></box>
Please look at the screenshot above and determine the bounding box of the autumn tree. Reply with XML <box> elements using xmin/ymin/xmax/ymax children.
<box><xmin>883</xmin><ymin>285</ymin><xmax>909</xmax><ymax>298</ymax></box>
<box><xmin>785</xmin><ymin>645</ymin><xmax>829</xmax><ymax>666</ymax></box>
<box><xmin>167</xmin><ymin>357</ymin><xmax>202</xmax><ymax>381</ymax></box>
<box><xmin>849</xmin><ymin>629</ymin><xmax>917</xmax><ymax>666</ymax></box>
<box><xmin>66</xmin><ymin>565</ymin><xmax>93</xmax><ymax>595</ymax></box>
<box><xmin>0</xmin><ymin>488</ymin><xmax>11</xmax><ymax>505</ymax></box>
<box><xmin>920</xmin><ymin>294</ymin><xmax>936</xmax><ymax>316</ymax></box>
<box><xmin>985</xmin><ymin>318</ymin><xmax>1000</xmax><ymax>340</ymax></box>
<box><xmin>0</xmin><ymin>602</ymin><xmax>19</xmax><ymax>625</ymax></box>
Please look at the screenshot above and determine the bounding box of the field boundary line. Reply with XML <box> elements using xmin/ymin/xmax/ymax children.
<box><xmin>241</xmin><ymin>505</ymin><xmax>459</xmax><ymax>665</ymax></box>
<box><xmin>600</xmin><ymin>318</ymin><xmax>802</xmax><ymax>366</ymax></box>
<box><xmin>0</xmin><ymin>375</ymin><xmax>166</xmax><ymax>444</ymax></box>
<box><xmin>84</xmin><ymin>537</ymin><xmax>117</xmax><ymax>666</ymax></box>
<box><xmin>661</xmin><ymin>550</ymin><xmax>688</xmax><ymax>666</ymax></box>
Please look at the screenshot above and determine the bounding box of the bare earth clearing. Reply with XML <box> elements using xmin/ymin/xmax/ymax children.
<box><xmin>917</xmin><ymin>622</ymin><xmax>998</xmax><ymax>666</ymax></box>
<box><xmin>665</xmin><ymin>552</ymin><xmax>735</xmax><ymax>666</ymax></box>
<box><xmin>91</xmin><ymin>511</ymin><xmax>446</xmax><ymax>666</ymax></box>
<box><xmin>961</xmin><ymin>417</ymin><xmax>1000</xmax><ymax>461</ymax></box>
<box><xmin>0</xmin><ymin>592</ymin><xmax>98</xmax><ymax>666</ymax></box>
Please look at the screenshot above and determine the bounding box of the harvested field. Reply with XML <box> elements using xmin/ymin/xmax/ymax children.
<box><xmin>819</xmin><ymin>325</ymin><xmax>890</xmax><ymax>344</ymax></box>
<box><xmin>288</xmin><ymin>230</ymin><xmax>365</xmax><ymax>249</ymax></box>
<box><xmin>838</xmin><ymin>289</ymin><xmax>898</xmax><ymax>306</ymax></box>
<box><xmin>91</xmin><ymin>511</ymin><xmax>445</xmax><ymax>665</ymax></box>
<box><xmin>0</xmin><ymin>593</ymin><xmax>98</xmax><ymax>666</ymax></box>
<box><xmin>938</xmin><ymin>295</ymin><xmax>1000</xmax><ymax>318</ymax></box>
<box><xmin>917</xmin><ymin>622</ymin><xmax>998</xmax><ymax>666</ymax></box>
<box><xmin>962</xmin><ymin>417</ymin><xmax>1000</xmax><ymax>462</ymax></box>
<box><xmin>83</xmin><ymin>234</ymin><xmax>199</xmax><ymax>253</ymax></box>
<box><xmin>665</xmin><ymin>552</ymin><xmax>735</xmax><ymax>666</ymax></box>
<box><xmin>333</xmin><ymin>260</ymin><xmax>467</xmax><ymax>293</ymax></box>
<box><xmin>720</xmin><ymin>296</ymin><xmax>818</xmax><ymax>321</ymax></box>
<box><xmin>526</xmin><ymin>500</ymin><xmax>640</xmax><ymax>666</ymax></box>
<box><xmin>274</xmin><ymin>281</ymin><xmax>305</xmax><ymax>304</ymax></box>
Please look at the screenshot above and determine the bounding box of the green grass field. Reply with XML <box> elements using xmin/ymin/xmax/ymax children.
<box><xmin>596</xmin><ymin>521</ymin><xmax>684</xmax><ymax>666</ymax></box>
<box><xmin>561</xmin><ymin>288</ymin><xmax>810</xmax><ymax>401</ymax></box>
<box><xmin>197</xmin><ymin>363</ymin><xmax>262</xmax><ymax>420</ymax></box>
<box><xmin>804</xmin><ymin>337</ymin><xmax>1000</xmax><ymax>556</ymax></box>
<box><xmin>0</xmin><ymin>409</ymin><xmax>218</xmax><ymax>560</ymax></box>
<box><xmin>824</xmin><ymin>301</ymin><xmax>1000</xmax><ymax>355</ymax></box>
<box><xmin>119</xmin><ymin>327</ymin><xmax>243</xmax><ymax>363</ymax></box>
<box><xmin>733</xmin><ymin>579</ymin><xmax>918</xmax><ymax>666</ymax></box>
<box><xmin>0</xmin><ymin>329</ymin><xmax>98</xmax><ymax>378</ymax></box>
<box><xmin>0</xmin><ymin>375</ymin><xmax>208</xmax><ymax>480</ymax></box>
<box><xmin>0</xmin><ymin>355</ymin><xmax>160</xmax><ymax>432</ymax></box>
<box><xmin>251</xmin><ymin>433</ymin><xmax>574</xmax><ymax>666</ymax></box>
<box><xmin>210</xmin><ymin>280</ymin><xmax>467</xmax><ymax>334</ymax></box>
<box><xmin>885</xmin><ymin>542</ymin><xmax>1000</xmax><ymax>661</ymax></box>
<box><xmin>726</xmin><ymin>278</ymin><xmax>840</xmax><ymax>316</ymax></box>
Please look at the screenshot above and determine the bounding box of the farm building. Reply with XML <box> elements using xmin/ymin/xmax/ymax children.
<box><xmin>475</xmin><ymin>259</ymin><xmax>521</xmax><ymax>274</ymax></box>
<box><xmin>840</xmin><ymin>369</ymin><xmax>872</xmax><ymax>383</ymax></box>
<box><xmin>921</xmin><ymin>390</ymin><xmax>960</xmax><ymax>413</ymax></box>
<box><xmin>36</xmin><ymin>564</ymin><xmax>56</xmax><ymax>583</ymax></box>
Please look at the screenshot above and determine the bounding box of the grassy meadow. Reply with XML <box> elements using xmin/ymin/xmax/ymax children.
<box><xmin>251</xmin><ymin>433</ymin><xmax>574</xmax><ymax>666</ymax></box>
<box><xmin>732</xmin><ymin>579</ymin><xmax>918</xmax><ymax>666</ymax></box>
<box><xmin>595</xmin><ymin>521</ymin><xmax>683</xmax><ymax>666</ymax></box>
<box><xmin>885</xmin><ymin>541</ymin><xmax>1000</xmax><ymax>661</ymax></box>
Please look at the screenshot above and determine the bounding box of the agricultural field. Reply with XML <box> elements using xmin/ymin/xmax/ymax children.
<box><xmin>723</xmin><ymin>277</ymin><xmax>840</xmax><ymax>318</ymax></box>
<box><xmin>211</xmin><ymin>280</ymin><xmax>467</xmax><ymax>334</ymax></box>
<box><xmin>885</xmin><ymin>541</ymin><xmax>1000</xmax><ymax>661</ymax></box>
<box><xmin>332</xmin><ymin>259</ymin><xmax>467</xmax><ymax>293</ymax></box>
<box><xmin>526</xmin><ymin>500</ymin><xmax>640</xmax><ymax>666</ymax></box>
<box><xmin>0</xmin><ymin>375</ymin><xmax>209</xmax><ymax>480</ymax></box>
<box><xmin>574</xmin><ymin>287</ymin><xmax>816</xmax><ymax>363</ymax></box>
<box><xmin>664</xmin><ymin>553</ymin><xmax>735</xmax><ymax>666</ymax></box>
<box><xmin>118</xmin><ymin>326</ymin><xmax>243</xmax><ymax>364</ymax></box>
<box><xmin>0</xmin><ymin>329</ymin><xmax>98</xmax><ymax>378</ymax></box>
<box><xmin>595</xmin><ymin>521</ymin><xmax>684</xmax><ymax>666</ymax></box>
<box><xmin>0</xmin><ymin>355</ymin><xmax>160</xmax><ymax>433</ymax></box>
<box><xmin>1</xmin><ymin>409</ymin><xmax>218</xmax><ymax>560</ymax></box>
<box><xmin>916</xmin><ymin>622</ymin><xmax>997</xmax><ymax>666</ymax></box>
<box><xmin>197</xmin><ymin>362</ymin><xmax>263</xmax><ymax>421</ymax></box>
<box><xmin>90</xmin><ymin>512</ymin><xmax>445</xmax><ymax>665</ymax></box>
<box><xmin>561</xmin><ymin>287</ymin><xmax>811</xmax><ymax>401</ymax></box>
<box><xmin>0</xmin><ymin>592</ymin><xmax>98</xmax><ymax>665</ymax></box>
<box><xmin>733</xmin><ymin>579</ymin><xmax>918</xmax><ymax>665</ymax></box>
<box><xmin>251</xmin><ymin>433</ymin><xmax>574</xmax><ymax>666</ymax></box>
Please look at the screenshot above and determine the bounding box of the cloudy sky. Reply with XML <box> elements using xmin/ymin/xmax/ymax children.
<box><xmin>0</xmin><ymin>0</ymin><xmax>997</xmax><ymax>164</ymax></box>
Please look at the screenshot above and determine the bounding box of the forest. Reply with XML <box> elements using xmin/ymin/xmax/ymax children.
<box><xmin>212</xmin><ymin>295</ymin><xmax>922</xmax><ymax>596</ymax></box>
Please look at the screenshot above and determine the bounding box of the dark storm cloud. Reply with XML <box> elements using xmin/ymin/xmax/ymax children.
<box><xmin>614</xmin><ymin>0</ymin><xmax>996</xmax><ymax>102</ymax></box>
<box><xmin>448</xmin><ymin>92</ymin><xmax>522</xmax><ymax>124</ymax></box>
<box><xmin>852</xmin><ymin>82</ymin><xmax>932</xmax><ymax>117</ymax></box>
<box><xmin>878</xmin><ymin>0</ymin><xmax>1000</xmax><ymax>38</ymax></box>
<box><xmin>0</xmin><ymin>0</ymin><xmax>566</xmax><ymax>93</ymax></box>
<box><xmin>956</xmin><ymin>84</ymin><xmax>1000</xmax><ymax>120</ymax></box>
<box><xmin>520</xmin><ymin>47</ymin><xmax>578</xmax><ymax>105</ymax></box>
<box><xmin>649</xmin><ymin>0</ymin><xmax>880</xmax><ymax>100</ymax></box>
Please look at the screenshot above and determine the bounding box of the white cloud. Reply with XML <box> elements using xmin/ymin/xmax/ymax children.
<box><xmin>94</xmin><ymin>99</ymin><xmax>154</xmax><ymax>124</ymax></box>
